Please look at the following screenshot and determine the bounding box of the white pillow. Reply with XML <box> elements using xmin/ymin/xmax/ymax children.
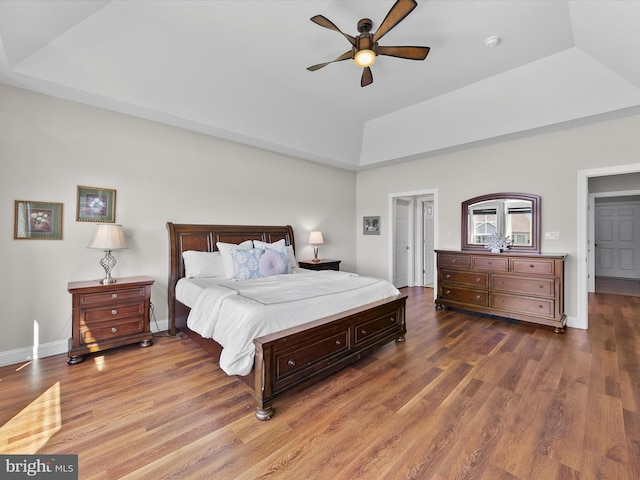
<box><xmin>217</xmin><ymin>240</ymin><xmax>254</xmax><ymax>279</ymax></box>
<box><xmin>254</xmin><ymin>239</ymin><xmax>298</xmax><ymax>270</ymax></box>
<box><xmin>182</xmin><ymin>250</ymin><xmax>225</xmax><ymax>278</ymax></box>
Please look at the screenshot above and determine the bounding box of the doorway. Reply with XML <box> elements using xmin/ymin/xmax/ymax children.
<box><xmin>389</xmin><ymin>189</ymin><xmax>438</xmax><ymax>290</ymax></box>
<box><xmin>577</xmin><ymin>163</ymin><xmax>640</xmax><ymax>329</ymax></box>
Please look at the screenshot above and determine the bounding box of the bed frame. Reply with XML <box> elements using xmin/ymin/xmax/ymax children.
<box><xmin>167</xmin><ymin>222</ymin><xmax>407</xmax><ymax>420</ymax></box>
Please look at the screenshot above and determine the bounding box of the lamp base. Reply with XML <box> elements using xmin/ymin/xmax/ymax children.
<box><xmin>100</xmin><ymin>276</ymin><xmax>117</xmax><ymax>285</ymax></box>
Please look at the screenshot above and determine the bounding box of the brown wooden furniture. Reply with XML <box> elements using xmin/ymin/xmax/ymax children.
<box><xmin>435</xmin><ymin>250</ymin><xmax>566</xmax><ymax>333</ymax></box>
<box><xmin>67</xmin><ymin>276</ymin><xmax>154</xmax><ymax>364</ymax></box>
<box><xmin>167</xmin><ymin>222</ymin><xmax>407</xmax><ymax>420</ymax></box>
<box><xmin>298</xmin><ymin>259</ymin><xmax>341</xmax><ymax>271</ymax></box>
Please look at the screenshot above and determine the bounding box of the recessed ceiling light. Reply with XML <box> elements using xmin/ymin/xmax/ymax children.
<box><xmin>485</xmin><ymin>35</ymin><xmax>501</xmax><ymax>48</ymax></box>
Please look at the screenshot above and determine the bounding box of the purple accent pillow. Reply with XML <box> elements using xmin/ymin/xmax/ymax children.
<box><xmin>259</xmin><ymin>248</ymin><xmax>288</xmax><ymax>276</ymax></box>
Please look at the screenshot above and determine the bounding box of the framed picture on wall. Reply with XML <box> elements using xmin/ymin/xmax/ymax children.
<box><xmin>363</xmin><ymin>216</ymin><xmax>380</xmax><ymax>235</ymax></box>
<box><xmin>76</xmin><ymin>185</ymin><xmax>116</xmax><ymax>222</ymax></box>
<box><xmin>14</xmin><ymin>200</ymin><xmax>63</xmax><ymax>240</ymax></box>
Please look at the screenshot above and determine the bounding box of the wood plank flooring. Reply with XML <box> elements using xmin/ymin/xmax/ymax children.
<box><xmin>1</xmin><ymin>287</ymin><xmax>640</xmax><ymax>479</ymax></box>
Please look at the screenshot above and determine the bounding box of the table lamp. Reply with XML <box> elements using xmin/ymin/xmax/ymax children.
<box><xmin>308</xmin><ymin>231</ymin><xmax>324</xmax><ymax>263</ymax></box>
<box><xmin>88</xmin><ymin>224</ymin><xmax>128</xmax><ymax>284</ymax></box>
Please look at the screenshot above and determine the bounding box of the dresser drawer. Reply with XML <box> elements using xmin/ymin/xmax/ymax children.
<box><xmin>472</xmin><ymin>256</ymin><xmax>508</xmax><ymax>272</ymax></box>
<box><xmin>510</xmin><ymin>258</ymin><xmax>555</xmax><ymax>276</ymax></box>
<box><xmin>491</xmin><ymin>274</ymin><xmax>555</xmax><ymax>297</ymax></box>
<box><xmin>81</xmin><ymin>317</ymin><xmax>145</xmax><ymax>343</ymax></box>
<box><xmin>438</xmin><ymin>253</ymin><xmax>472</xmax><ymax>269</ymax></box>
<box><xmin>491</xmin><ymin>293</ymin><xmax>554</xmax><ymax>318</ymax></box>
<box><xmin>441</xmin><ymin>270</ymin><xmax>488</xmax><ymax>288</ymax></box>
<box><xmin>439</xmin><ymin>286</ymin><xmax>488</xmax><ymax>306</ymax></box>
<box><xmin>84</xmin><ymin>302</ymin><xmax>145</xmax><ymax>323</ymax></box>
<box><xmin>79</xmin><ymin>287</ymin><xmax>147</xmax><ymax>306</ymax></box>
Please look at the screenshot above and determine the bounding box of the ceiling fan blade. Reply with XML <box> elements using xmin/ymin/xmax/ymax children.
<box><xmin>307</xmin><ymin>51</ymin><xmax>353</xmax><ymax>72</ymax></box>
<box><xmin>377</xmin><ymin>45</ymin><xmax>430</xmax><ymax>60</ymax></box>
<box><xmin>310</xmin><ymin>15</ymin><xmax>356</xmax><ymax>46</ymax></box>
<box><xmin>361</xmin><ymin>67</ymin><xmax>373</xmax><ymax>87</ymax></box>
<box><xmin>372</xmin><ymin>0</ymin><xmax>418</xmax><ymax>44</ymax></box>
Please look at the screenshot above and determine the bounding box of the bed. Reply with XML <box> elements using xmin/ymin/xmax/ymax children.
<box><xmin>167</xmin><ymin>222</ymin><xmax>407</xmax><ymax>420</ymax></box>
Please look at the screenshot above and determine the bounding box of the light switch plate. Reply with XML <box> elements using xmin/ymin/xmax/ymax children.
<box><xmin>544</xmin><ymin>231</ymin><xmax>560</xmax><ymax>240</ymax></box>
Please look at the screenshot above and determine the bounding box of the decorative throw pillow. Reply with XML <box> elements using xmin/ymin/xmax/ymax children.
<box><xmin>217</xmin><ymin>240</ymin><xmax>254</xmax><ymax>279</ymax></box>
<box><xmin>231</xmin><ymin>248</ymin><xmax>264</xmax><ymax>280</ymax></box>
<box><xmin>259</xmin><ymin>248</ymin><xmax>289</xmax><ymax>277</ymax></box>
<box><xmin>254</xmin><ymin>239</ymin><xmax>297</xmax><ymax>271</ymax></box>
<box><xmin>182</xmin><ymin>250</ymin><xmax>225</xmax><ymax>278</ymax></box>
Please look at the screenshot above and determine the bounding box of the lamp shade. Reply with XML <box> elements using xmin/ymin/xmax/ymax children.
<box><xmin>88</xmin><ymin>224</ymin><xmax>128</xmax><ymax>250</ymax></box>
<box><xmin>308</xmin><ymin>231</ymin><xmax>324</xmax><ymax>245</ymax></box>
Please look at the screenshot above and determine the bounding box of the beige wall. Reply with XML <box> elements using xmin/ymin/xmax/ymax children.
<box><xmin>356</xmin><ymin>114</ymin><xmax>640</xmax><ymax>327</ymax></box>
<box><xmin>0</xmin><ymin>84</ymin><xmax>356</xmax><ymax>365</ymax></box>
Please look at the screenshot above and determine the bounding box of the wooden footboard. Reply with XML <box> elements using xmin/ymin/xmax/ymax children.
<box><xmin>252</xmin><ymin>293</ymin><xmax>407</xmax><ymax>420</ymax></box>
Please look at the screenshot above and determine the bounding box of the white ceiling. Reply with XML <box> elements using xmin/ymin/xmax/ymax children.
<box><xmin>1</xmin><ymin>1</ymin><xmax>640</xmax><ymax>171</ymax></box>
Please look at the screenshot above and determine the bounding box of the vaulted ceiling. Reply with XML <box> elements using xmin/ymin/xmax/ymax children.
<box><xmin>1</xmin><ymin>1</ymin><xmax>639</xmax><ymax>171</ymax></box>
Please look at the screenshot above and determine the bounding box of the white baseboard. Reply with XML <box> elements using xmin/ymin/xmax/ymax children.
<box><xmin>0</xmin><ymin>318</ymin><xmax>170</xmax><ymax>368</ymax></box>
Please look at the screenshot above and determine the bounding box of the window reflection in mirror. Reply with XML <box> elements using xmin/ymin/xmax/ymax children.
<box><xmin>468</xmin><ymin>199</ymin><xmax>532</xmax><ymax>246</ymax></box>
<box><xmin>462</xmin><ymin>193</ymin><xmax>540</xmax><ymax>253</ymax></box>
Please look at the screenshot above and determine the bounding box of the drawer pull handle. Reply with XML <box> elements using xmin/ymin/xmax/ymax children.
<box><xmin>361</xmin><ymin>329</ymin><xmax>367</xmax><ymax>335</ymax></box>
<box><xmin>287</xmin><ymin>359</ymin><xmax>296</xmax><ymax>367</ymax></box>
<box><xmin>476</xmin><ymin>295</ymin><xmax>481</xmax><ymax>299</ymax></box>
<box><xmin>476</xmin><ymin>278</ymin><xmax>481</xmax><ymax>282</ymax></box>
<box><xmin>452</xmin><ymin>259</ymin><xmax>457</xmax><ymax>263</ymax></box>
<box><xmin>111</xmin><ymin>327</ymin><xmax>118</xmax><ymax>333</ymax></box>
<box><xmin>446</xmin><ymin>274</ymin><xmax>451</xmax><ymax>279</ymax></box>
<box><xmin>445</xmin><ymin>290</ymin><xmax>451</xmax><ymax>295</ymax></box>
<box><xmin>112</xmin><ymin>293</ymin><xmax>118</xmax><ymax>299</ymax></box>
<box><xmin>336</xmin><ymin>340</ymin><xmax>341</xmax><ymax>345</ymax></box>
<box><xmin>488</xmin><ymin>261</ymin><xmax>492</xmax><ymax>265</ymax></box>
<box><xmin>389</xmin><ymin>317</ymin><xmax>395</xmax><ymax>322</ymax></box>
<box><xmin>530</xmin><ymin>264</ymin><xmax>535</xmax><ymax>268</ymax></box>
<box><xmin>539</xmin><ymin>284</ymin><xmax>544</xmax><ymax>289</ymax></box>
<box><xmin>111</xmin><ymin>309</ymin><xmax>118</xmax><ymax>315</ymax></box>
<box><xmin>539</xmin><ymin>304</ymin><xmax>544</xmax><ymax>309</ymax></box>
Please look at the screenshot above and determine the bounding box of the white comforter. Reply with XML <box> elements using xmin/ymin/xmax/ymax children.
<box><xmin>177</xmin><ymin>269</ymin><xmax>400</xmax><ymax>376</ymax></box>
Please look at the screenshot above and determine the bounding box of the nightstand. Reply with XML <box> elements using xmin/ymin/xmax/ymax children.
<box><xmin>67</xmin><ymin>276</ymin><xmax>154</xmax><ymax>365</ymax></box>
<box><xmin>298</xmin><ymin>259</ymin><xmax>341</xmax><ymax>271</ymax></box>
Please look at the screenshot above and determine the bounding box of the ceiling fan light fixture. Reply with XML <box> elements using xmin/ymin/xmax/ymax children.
<box><xmin>354</xmin><ymin>49</ymin><xmax>376</xmax><ymax>68</ymax></box>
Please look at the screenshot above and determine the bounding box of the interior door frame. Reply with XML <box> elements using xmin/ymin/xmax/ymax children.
<box><xmin>577</xmin><ymin>163</ymin><xmax>640</xmax><ymax>330</ymax></box>
<box><xmin>388</xmin><ymin>188</ymin><xmax>438</xmax><ymax>292</ymax></box>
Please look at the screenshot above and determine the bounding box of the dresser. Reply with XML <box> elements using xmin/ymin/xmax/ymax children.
<box><xmin>435</xmin><ymin>250</ymin><xmax>566</xmax><ymax>333</ymax></box>
<box><xmin>67</xmin><ymin>276</ymin><xmax>154</xmax><ymax>364</ymax></box>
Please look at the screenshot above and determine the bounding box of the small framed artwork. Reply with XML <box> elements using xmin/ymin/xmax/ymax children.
<box><xmin>14</xmin><ymin>200</ymin><xmax>63</xmax><ymax>240</ymax></box>
<box><xmin>76</xmin><ymin>185</ymin><xmax>116</xmax><ymax>222</ymax></box>
<box><xmin>363</xmin><ymin>216</ymin><xmax>380</xmax><ymax>235</ymax></box>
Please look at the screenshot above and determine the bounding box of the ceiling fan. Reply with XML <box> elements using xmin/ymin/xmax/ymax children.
<box><xmin>307</xmin><ymin>0</ymin><xmax>430</xmax><ymax>87</ymax></box>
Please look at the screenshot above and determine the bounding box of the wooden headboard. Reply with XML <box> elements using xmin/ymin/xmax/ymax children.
<box><xmin>166</xmin><ymin>222</ymin><xmax>295</xmax><ymax>335</ymax></box>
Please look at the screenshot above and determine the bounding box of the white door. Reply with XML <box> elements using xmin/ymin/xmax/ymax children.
<box><xmin>422</xmin><ymin>200</ymin><xmax>435</xmax><ymax>285</ymax></box>
<box><xmin>595</xmin><ymin>202</ymin><xmax>640</xmax><ymax>278</ymax></box>
<box><xmin>394</xmin><ymin>199</ymin><xmax>410</xmax><ymax>288</ymax></box>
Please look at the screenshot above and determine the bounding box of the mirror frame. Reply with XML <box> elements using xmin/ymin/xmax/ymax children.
<box><xmin>461</xmin><ymin>192</ymin><xmax>540</xmax><ymax>254</ymax></box>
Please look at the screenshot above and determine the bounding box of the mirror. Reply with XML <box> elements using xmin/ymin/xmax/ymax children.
<box><xmin>461</xmin><ymin>192</ymin><xmax>540</xmax><ymax>254</ymax></box>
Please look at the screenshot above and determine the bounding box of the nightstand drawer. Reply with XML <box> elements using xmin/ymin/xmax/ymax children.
<box><xmin>84</xmin><ymin>302</ymin><xmax>145</xmax><ymax>323</ymax></box>
<box><xmin>81</xmin><ymin>317</ymin><xmax>145</xmax><ymax>343</ymax></box>
<box><xmin>79</xmin><ymin>287</ymin><xmax>146</xmax><ymax>306</ymax></box>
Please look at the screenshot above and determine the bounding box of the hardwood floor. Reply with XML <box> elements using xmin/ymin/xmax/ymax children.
<box><xmin>2</xmin><ymin>287</ymin><xmax>640</xmax><ymax>479</ymax></box>
<box><xmin>596</xmin><ymin>275</ymin><xmax>640</xmax><ymax>297</ymax></box>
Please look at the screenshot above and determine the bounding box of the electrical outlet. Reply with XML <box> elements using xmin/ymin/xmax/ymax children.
<box><xmin>544</xmin><ymin>231</ymin><xmax>560</xmax><ymax>240</ymax></box>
